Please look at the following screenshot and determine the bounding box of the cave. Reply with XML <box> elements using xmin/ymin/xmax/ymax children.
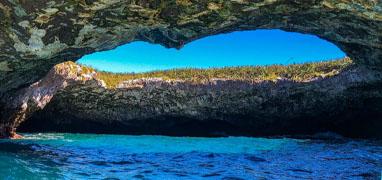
<box><xmin>0</xmin><ymin>0</ymin><xmax>381</xmax><ymax>138</ymax></box>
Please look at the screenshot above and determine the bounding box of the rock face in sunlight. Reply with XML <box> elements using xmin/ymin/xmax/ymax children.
<box><xmin>0</xmin><ymin>0</ymin><xmax>381</xmax><ymax>137</ymax></box>
<box><xmin>19</xmin><ymin>63</ymin><xmax>382</xmax><ymax>138</ymax></box>
<box><xmin>0</xmin><ymin>62</ymin><xmax>101</xmax><ymax>137</ymax></box>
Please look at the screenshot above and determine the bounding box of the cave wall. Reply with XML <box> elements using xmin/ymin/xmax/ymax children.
<box><xmin>0</xmin><ymin>0</ymin><xmax>381</xmax><ymax>94</ymax></box>
<box><xmin>20</xmin><ymin>65</ymin><xmax>382</xmax><ymax>138</ymax></box>
<box><xmin>0</xmin><ymin>0</ymin><xmax>381</xmax><ymax>137</ymax></box>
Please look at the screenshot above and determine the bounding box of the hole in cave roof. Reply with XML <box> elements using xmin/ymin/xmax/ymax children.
<box><xmin>77</xmin><ymin>29</ymin><xmax>346</xmax><ymax>73</ymax></box>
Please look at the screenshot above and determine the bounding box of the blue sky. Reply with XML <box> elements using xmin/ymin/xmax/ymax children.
<box><xmin>78</xmin><ymin>29</ymin><xmax>346</xmax><ymax>73</ymax></box>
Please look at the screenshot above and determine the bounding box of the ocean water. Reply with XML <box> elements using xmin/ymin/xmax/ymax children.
<box><xmin>0</xmin><ymin>133</ymin><xmax>381</xmax><ymax>179</ymax></box>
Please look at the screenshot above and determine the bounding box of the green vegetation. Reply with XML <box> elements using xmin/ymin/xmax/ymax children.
<box><xmin>82</xmin><ymin>57</ymin><xmax>352</xmax><ymax>88</ymax></box>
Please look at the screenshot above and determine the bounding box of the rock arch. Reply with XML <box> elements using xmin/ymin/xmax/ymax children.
<box><xmin>0</xmin><ymin>0</ymin><xmax>381</xmax><ymax>137</ymax></box>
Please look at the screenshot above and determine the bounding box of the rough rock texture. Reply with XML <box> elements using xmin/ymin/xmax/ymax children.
<box><xmin>1</xmin><ymin>0</ymin><xmax>382</xmax><ymax>93</ymax></box>
<box><xmin>0</xmin><ymin>62</ymin><xmax>98</xmax><ymax>137</ymax></box>
<box><xmin>0</xmin><ymin>0</ymin><xmax>382</xmax><ymax>137</ymax></box>
<box><xmin>19</xmin><ymin>64</ymin><xmax>382</xmax><ymax>138</ymax></box>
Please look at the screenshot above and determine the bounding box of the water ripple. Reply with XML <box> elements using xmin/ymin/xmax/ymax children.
<box><xmin>0</xmin><ymin>133</ymin><xmax>380</xmax><ymax>179</ymax></box>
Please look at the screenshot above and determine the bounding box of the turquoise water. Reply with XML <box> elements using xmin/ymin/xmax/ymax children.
<box><xmin>0</xmin><ymin>133</ymin><xmax>381</xmax><ymax>179</ymax></box>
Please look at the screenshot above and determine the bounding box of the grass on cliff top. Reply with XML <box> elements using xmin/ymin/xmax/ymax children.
<box><xmin>84</xmin><ymin>57</ymin><xmax>352</xmax><ymax>88</ymax></box>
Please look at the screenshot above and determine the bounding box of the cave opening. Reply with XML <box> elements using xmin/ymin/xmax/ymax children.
<box><xmin>20</xmin><ymin>29</ymin><xmax>382</xmax><ymax>139</ymax></box>
<box><xmin>77</xmin><ymin>29</ymin><xmax>347</xmax><ymax>73</ymax></box>
<box><xmin>1</xmin><ymin>1</ymin><xmax>381</xmax><ymax>178</ymax></box>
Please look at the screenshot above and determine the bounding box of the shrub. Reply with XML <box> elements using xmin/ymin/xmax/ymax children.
<box><xmin>80</xmin><ymin>57</ymin><xmax>352</xmax><ymax>88</ymax></box>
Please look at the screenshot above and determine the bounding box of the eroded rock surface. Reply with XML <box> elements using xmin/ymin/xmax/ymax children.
<box><xmin>19</xmin><ymin>64</ymin><xmax>382</xmax><ymax>138</ymax></box>
<box><xmin>0</xmin><ymin>62</ymin><xmax>99</xmax><ymax>137</ymax></box>
<box><xmin>0</xmin><ymin>0</ymin><xmax>381</xmax><ymax>137</ymax></box>
<box><xmin>1</xmin><ymin>0</ymin><xmax>382</xmax><ymax>94</ymax></box>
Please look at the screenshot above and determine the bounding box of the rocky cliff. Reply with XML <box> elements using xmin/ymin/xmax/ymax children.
<box><xmin>1</xmin><ymin>0</ymin><xmax>382</xmax><ymax>137</ymax></box>
<box><xmin>18</xmin><ymin>62</ymin><xmax>382</xmax><ymax>138</ymax></box>
<box><xmin>0</xmin><ymin>61</ymin><xmax>100</xmax><ymax>137</ymax></box>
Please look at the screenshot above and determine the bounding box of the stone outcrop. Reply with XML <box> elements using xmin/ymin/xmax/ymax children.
<box><xmin>18</xmin><ymin>63</ymin><xmax>382</xmax><ymax>138</ymax></box>
<box><xmin>0</xmin><ymin>0</ymin><xmax>382</xmax><ymax>137</ymax></box>
<box><xmin>0</xmin><ymin>62</ymin><xmax>99</xmax><ymax>137</ymax></box>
